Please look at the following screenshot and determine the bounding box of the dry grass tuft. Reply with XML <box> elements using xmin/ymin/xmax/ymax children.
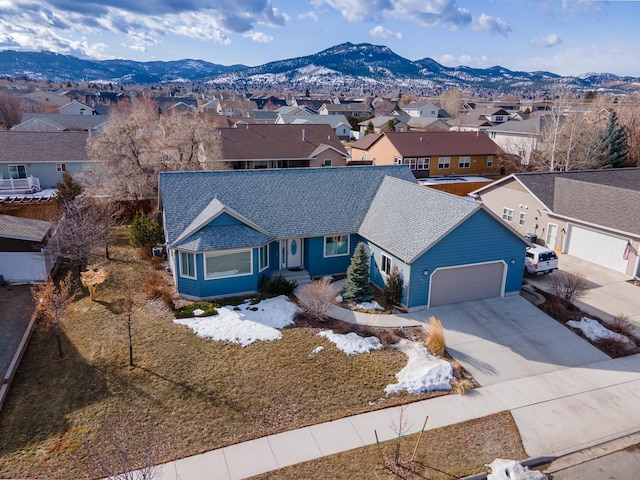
<box><xmin>142</xmin><ymin>270</ymin><xmax>174</xmax><ymax>308</ymax></box>
<box><xmin>424</xmin><ymin>316</ymin><xmax>446</xmax><ymax>357</ymax></box>
<box><xmin>450</xmin><ymin>378</ymin><xmax>473</xmax><ymax>395</ymax></box>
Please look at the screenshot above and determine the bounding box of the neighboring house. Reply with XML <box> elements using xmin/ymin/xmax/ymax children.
<box><xmin>0</xmin><ymin>214</ymin><xmax>54</xmax><ymax>283</ymax></box>
<box><xmin>275</xmin><ymin>114</ymin><xmax>351</xmax><ymax>139</ymax></box>
<box><xmin>349</xmin><ymin>131</ymin><xmax>504</xmax><ymax>179</ymax></box>
<box><xmin>400</xmin><ymin>102</ymin><xmax>441</xmax><ymax>118</ymax></box>
<box><xmin>59</xmin><ymin>100</ymin><xmax>103</xmax><ymax>115</ymax></box>
<box><xmin>447</xmin><ymin>113</ymin><xmax>494</xmax><ymax>132</ymax></box>
<box><xmin>155</xmin><ymin>97</ymin><xmax>199</xmax><ymax>114</ymax></box>
<box><xmin>219</xmin><ymin>124</ymin><xmax>349</xmax><ymax>169</ymax></box>
<box><xmin>13</xmin><ymin>113</ymin><xmax>108</xmax><ymax>132</ymax></box>
<box><xmin>470</xmin><ymin>168</ymin><xmax>640</xmax><ymax>278</ymax></box>
<box><xmin>358</xmin><ymin>115</ymin><xmax>409</xmax><ymax>134</ymax></box>
<box><xmin>23</xmin><ymin>91</ymin><xmax>69</xmax><ymax>107</ymax></box>
<box><xmin>158</xmin><ymin>166</ymin><xmax>527</xmax><ymax>310</ymax></box>
<box><xmin>486</xmin><ymin>115</ymin><xmax>552</xmax><ymax>165</ymax></box>
<box><xmin>0</xmin><ymin>131</ymin><xmax>91</xmax><ymax>190</ymax></box>
<box><xmin>319</xmin><ymin>102</ymin><xmax>371</xmax><ymax>117</ymax></box>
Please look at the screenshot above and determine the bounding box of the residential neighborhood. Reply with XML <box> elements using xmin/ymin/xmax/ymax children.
<box><xmin>1</xmin><ymin>75</ymin><xmax>640</xmax><ymax>480</ymax></box>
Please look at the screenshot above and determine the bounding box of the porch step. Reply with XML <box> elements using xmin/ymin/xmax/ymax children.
<box><xmin>273</xmin><ymin>268</ymin><xmax>312</xmax><ymax>287</ymax></box>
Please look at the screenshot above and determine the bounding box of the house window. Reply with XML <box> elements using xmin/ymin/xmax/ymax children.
<box><xmin>519</xmin><ymin>212</ymin><xmax>526</xmax><ymax>226</ymax></box>
<box><xmin>408</xmin><ymin>157</ymin><xmax>416</xmax><ymax>169</ymax></box>
<box><xmin>502</xmin><ymin>208</ymin><xmax>514</xmax><ymax>222</ymax></box>
<box><xmin>381</xmin><ymin>253</ymin><xmax>392</xmax><ymax>275</ymax></box>
<box><xmin>438</xmin><ymin>157</ymin><xmax>450</xmax><ymax>169</ymax></box>
<box><xmin>205</xmin><ymin>249</ymin><xmax>252</xmax><ymax>279</ymax></box>
<box><xmin>56</xmin><ymin>163</ymin><xmax>66</xmax><ymax>172</ymax></box>
<box><xmin>323</xmin><ymin>159</ymin><xmax>332</xmax><ymax>167</ymax></box>
<box><xmin>180</xmin><ymin>252</ymin><xmax>196</xmax><ymax>279</ymax></box>
<box><xmin>393</xmin><ymin>157</ymin><xmax>402</xmax><ymax>165</ymax></box>
<box><xmin>495</xmin><ymin>116</ymin><xmax>504</xmax><ymax>122</ymax></box>
<box><xmin>8</xmin><ymin>165</ymin><xmax>27</xmax><ymax>179</ymax></box>
<box><xmin>417</xmin><ymin>157</ymin><xmax>430</xmax><ymax>170</ymax></box>
<box><xmin>325</xmin><ymin>235</ymin><xmax>349</xmax><ymax>257</ymax></box>
<box><xmin>487</xmin><ymin>155</ymin><xmax>494</xmax><ymax>167</ymax></box>
<box><xmin>490</xmin><ymin>132</ymin><xmax>497</xmax><ymax>139</ymax></box>
<box><xmin>254</xmin><ymin>160</ymin><xmax>268</xmax><ymax>169</ymax></box>
<box><xmin>458</xmin><ymin>156</ymin><xmax>471</xmax><ymax>168</ymax></box>
<box><xmin>259</xmin><ymin>244</ymin><xmax>268</xmax><ymax>271</ymax></box>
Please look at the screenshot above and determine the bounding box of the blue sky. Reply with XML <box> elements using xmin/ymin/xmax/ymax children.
<box><xmin>0</xmin><ymin>0</ymin><xmax>639</xmax><ymax>76</ymax></box>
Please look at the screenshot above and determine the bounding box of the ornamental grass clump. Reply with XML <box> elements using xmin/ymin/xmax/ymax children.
<box><xmin>424</xmin><ymin>316</ymin><xmax>446</xmax><ymax>357</ymax></box>
<box><xmin>297</xmin><ymin>279</ymin><xmax>337</xmax><ymax>321</ymax></box>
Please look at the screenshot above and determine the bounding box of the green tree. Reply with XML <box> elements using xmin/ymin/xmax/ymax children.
<box><xmin>129</xmin><ymin>212</ymin><xmax>163</xmax><ymax>248</ymax></box>
<box><xmin>341</xmin><ymin>242</ymin><xmax>373</xmax><ymax>303</ymax></box>
<box><xmin>588</xmin><ymin>111</ymin><xmax>629</xmax><ymax>169</ymax></box>
<box><xmin>365</xmin><ymin>120</ymin><xmax>374</xmax><ymax>135</ymax></box>
<box><xmin>55</xmin><ymin>171</ymin><xmax>83</xmax><ymax>209</ymax></box>
<box><xmin>384</xmin><ymin>266</ymin><xmax>403</xmax><ymax>306</ymax></box>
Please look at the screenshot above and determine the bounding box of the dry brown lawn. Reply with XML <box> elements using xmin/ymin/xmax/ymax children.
<box><xmin>1</xmin><ymin>227</ymin><xmax>478</xmax><ymax>479</ymax></box>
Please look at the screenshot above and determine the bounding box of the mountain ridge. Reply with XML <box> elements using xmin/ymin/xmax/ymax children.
<box><xmin>0</xmin><ymin>43</ymin><xmax>637</xmax><ymax>95</ymax></box>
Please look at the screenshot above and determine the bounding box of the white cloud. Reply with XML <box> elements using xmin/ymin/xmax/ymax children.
<box><xmin>472</xmin><ymin>13</ymin><xmax>511</xmax><ymax>35</ymax></box>
<box><xmin>437</xmin><ymin>53</ymin><xmax>490</xmax><ymax>68</ymax></box>
<box><xmin>243</xmin><ymin>31</ymin><xmax>273</xmax><ymax>43</ymax></box>
<box><xmin>298</xmin><ymin>10</ymin><xmax>319</xmax><ymax>22</ymax></box>
<box><xmin>530</xmin><ymin>34</ymin><xmax>561</xmax><ymax>48</ymax></box>
<box><xmin>369</xmin><ymin>25</ymin><xmax>401</xmax><ymax>40</ymax></box>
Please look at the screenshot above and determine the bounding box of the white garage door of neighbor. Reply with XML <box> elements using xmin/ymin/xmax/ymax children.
<box><xmin>566</xmin><ymin>225</ymin><xmax>629</xmax><ymax>273</ymax></box>
<box><xmin>429</xmin><ymin>262</ymin><xmax>505</xmax><ymax>307</ymax></box>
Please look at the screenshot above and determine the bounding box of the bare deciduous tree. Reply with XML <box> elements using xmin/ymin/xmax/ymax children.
<box><xmin>0</xmin><ymin>92</ymin><xmax>23</xmax><ymax>130</ymax></box>
<box><xmin>88</xmin><ymin>97</ymin><xmax>225</xmax><ymax>202</ymax></box>
<box><xmin>297</xmin><ymin>279</ymin><xmax>337</xmax><ymax>320</ymax></box>
<box><xmin>31</xmin><ymin>272</ymin><xmax>75</xmax><ymax>359</ymax></box>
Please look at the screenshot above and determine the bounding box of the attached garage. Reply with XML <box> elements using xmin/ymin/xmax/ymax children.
<box><xmin>429</xmin><ymin>261</ymin><xmax>506</xmax><ymax>307</ymax></box>
<box><xmin>566</xmin><ymin>224</ymin><xmax>629</xmax><ymax>273</ymax></box>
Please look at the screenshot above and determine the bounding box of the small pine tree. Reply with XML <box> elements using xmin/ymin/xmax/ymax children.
<box><xmin>341</xmin><ymin>242</ymin><xmax>373</xmax><ymax>303</ymax></box>
<box><xmin>55</xmin><ymin>171</ymin><xmax>82</xmax><ymax>209</ymax></box>
<box><xmin>129</xmin><ymin>212</ymin><xmax>163</xmax><ymax>248</ymax></box>
<box><xmin>384</xmin><ymin>266</ymin><xmax>403</xmax><ymax>306</ymax></box>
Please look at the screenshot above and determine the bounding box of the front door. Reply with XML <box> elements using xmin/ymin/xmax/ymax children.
<box><xmin>546</xmin><ymin>223</ymin><xmax>559</xmax><ymax>250</ymax></box>
<box><xmin>281</xmin><ymin>238</ymin><xmax>302</xmax><ymax>269</ymax></box>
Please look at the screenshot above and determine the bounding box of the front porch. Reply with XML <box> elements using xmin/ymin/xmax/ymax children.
<box><xmin>272</xmin><ymin>268</ymin><xmax>312</xmax><ymax>288</ymax></box>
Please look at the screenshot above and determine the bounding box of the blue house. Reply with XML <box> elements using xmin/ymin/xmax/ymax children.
<box><xmin>159</xmin><ymin>166</ymin><xmax>528</xmax><ymax>311</ymax></box>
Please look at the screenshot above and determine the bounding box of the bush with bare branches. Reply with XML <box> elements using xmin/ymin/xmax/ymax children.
<box><xmin>424</xmin><ymin>316</ymin><xmax>446</xmax><ymax>357</ymax></box>
<box><xmin>297</xmin><ymin>279</ymin><xmax>337</xmax><ymax>321</ymax></box>
<box><xmin>549</xmin><ymin>271</ymin><xmax>588</xmax><ymax>305</ymax></box>
<box><xmin>143</xmin><ymin>271</ymin><xmax>174</xmax><ymax>308</ymax></box>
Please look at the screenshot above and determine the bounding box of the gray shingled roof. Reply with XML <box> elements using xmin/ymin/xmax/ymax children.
<box><xmin>0</xmin><ymin>214</ymin><xmax>52</xmax><ymax>242</ymax></box>
<box><xmin>17</xmin><ymin>114</ymin><xmax>108</xmax><ymax>131</ymax></box>
<box><xmin>514</xmin><ymin>168</ymin><xmax>640</xmax><ymax>212</ymax></box>
<box><xmin>160</xmin><ymin>166</ymin><xmax>488</xmax><ymax>259</ymax></box>
<box><xmin>359</xmin><ymin>176</ymin><xmax>480</xmax><ymax>262</ymax></box>
<box><xmin>0</xmin><ymin>131</ymin><xmax>89</xmax><ymax>163</ymax></box>
<box><xmin>160</xmin><ymin>166</ymin><xmax>417</xmax><ymax>249</ymax></box>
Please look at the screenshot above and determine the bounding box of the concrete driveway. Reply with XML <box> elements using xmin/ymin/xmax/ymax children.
<box><xmin>428</xmin><ymin>295</ymin><xmax>610</xmax><ymax>386</ymax></box>
<box><xmin>525</xmin><ymin>253</ymin><xmax>640</xmax><ymax>336</ymax></box>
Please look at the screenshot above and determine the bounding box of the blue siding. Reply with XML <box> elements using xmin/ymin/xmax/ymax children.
<box><xmin>174</xmin><ymin>247</ymin><xmax>263</xmax><ymax>299</ymax></box>
<box><xmin>306</xmin><ymin>234</ymin><xmax>358</xmax><ymax>277</ymax></box>
<box><xmin>407</xmin><ymin>209</ymin><xmax>527</xmax><ymax>309</ymax></box>
<box><xmin>211</xmin><ymin>213</ymin><xmax>243</xmax><ymax>226</ymax></box>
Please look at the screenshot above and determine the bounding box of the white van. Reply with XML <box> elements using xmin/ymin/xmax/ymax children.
<box><xmin>524</xmin><ymin>245</ymin><xmax>559</xmax><ymax>275</ymax></box>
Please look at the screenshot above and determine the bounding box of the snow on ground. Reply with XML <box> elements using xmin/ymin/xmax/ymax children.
<box><xmin>174</xmin><ymin>295</ymin><xmax>300</xmax><ymax>347</ymax></box>
<box><xmin>486</xmin><ymin>459</ymin><xmax>546</xmax><ymax>480</ymax></box>
<box><xmin>385</xmin><ymin>340</ymin><xmax>453</xmax><ymax>395</ymax></box>
<box><xmin>356</xmin><ymin>300</ymin><xmax>384</xmax><ymax>311</ymax></box>
<box><xmin>318</xmin><ymin>330</ymin><xmax>383</xmax><ymax>355</ymax></box>
<box><xmin>567</xmin><ymin>317</ymin><xmax>635</xmax><ymax>347</ymax></box>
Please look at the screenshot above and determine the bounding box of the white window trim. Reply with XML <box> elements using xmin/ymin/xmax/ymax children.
<box><xmin>381</xmin><ymin>253</ymin><xmax>392</xmax><ymax>276</ymax></box>
<box><xmin>179</xmin><ymin>251</ymin><xmax>196</xmax><ymax>279</ymax></box>
<box><xmin>204</xmin><ymin>248</ymin><xmax>253</xmax><ymax>280</ymax></box>
<box><xmin>502</xmin><ymin>207</ymin><xmax>514</xmax><ymax>222</ymax></box>
<box><xmin>487</xmin><ymin>155</ymin><xmax>494</xmax><ymax>167</ymax></box>
<box><xmin>8</xmin><ymin>164</ymin><xmax>27</xmax><ymax>179</ymax></box>
<box><xmin>259</xmin><ymin>244</ymin><xmax>269</xmax><ymax>272</ymax></box>
<box><xmin>324</xmin><ymin>234</ymin><xmax>350</xmax><ymax>258</ymax></box>
<box><xmin>518</xmin><ymin>212</ymin><xmax>526</xmax><ymax>226</ymax></box>
<box><xmin>323</xmin><ymin>159</ymin><xmax>332</xmax><ymax>167</ymax></box>
<box><xmin>458</xmin><ymin>156</ymin><xmax>471</xmax><ymax>168</ymax></box>
<box><xmin>417</xmin><ymin>157</ymin><xmax>430</xmax><ymax>170</ymax></box>
<box><xmin>438</xmin><ymin>157</ymin><xmax>450</xmax><ymax>169</ymax></box>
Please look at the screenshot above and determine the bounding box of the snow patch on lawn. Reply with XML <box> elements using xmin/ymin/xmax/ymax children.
<box><xmin>174</xmin><ymin>295</ymin><xmax>300</xmax><ymax>347</ymax></box>
<box><xmin>318</xmin><ymin>330</ymin><xmax>383</xmax><ymax>355</ymax></box>
<box><xmin>567</xmin><ymin>317</ymin><xmax>635</xmax><ymax>347</ymax></box>
<box><xmin>486</xmin><ymin>459</ymin><xmax>546</xmax><ymax>479</ymax></box>
<box><xmin>385</xmin><ymin>340</ymin><xmax>453</xmax><ymax>395</ymax></box>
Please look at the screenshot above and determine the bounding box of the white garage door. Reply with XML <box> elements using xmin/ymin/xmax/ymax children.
<box><xmin>566</xmin><ymin>225</ymin><xmax>629</xmax><ymax>273</ymax></box>
<box><xmin>429</xmin><ymin>262</ymin><xmax>505</xmax><ymax>307</ymax></box>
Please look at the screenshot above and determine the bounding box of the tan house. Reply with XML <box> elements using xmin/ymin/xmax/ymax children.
<box><xmin>470</xmin><ymin>169</ymin><xmax>640</xmax><ymax>278</ymax></box>
<box><xmin>219</xmin><ymin>124</ymin><xmax>349</xmax><ymax>169</ymax></box>
<box><xmin>349</xmin><ymin>131</ymin><xmax>504</xmax><ymax>178</ymax></box>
